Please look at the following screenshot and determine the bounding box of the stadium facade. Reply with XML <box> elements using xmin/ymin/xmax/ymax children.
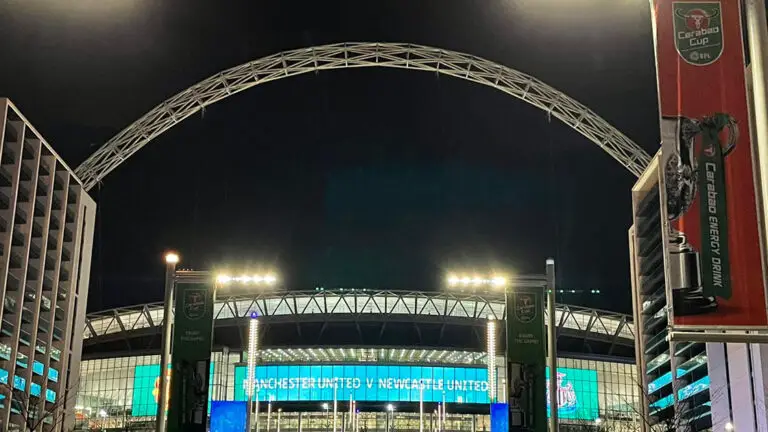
<box><xmin>74</xmin><ymin>289</ymin><xmax>640</xmax><ymax>431</ymax></box>
<box><xmin>0</xmin><ymin>99</ymin><xmax>97</xmax><ymax>432</ymax></box>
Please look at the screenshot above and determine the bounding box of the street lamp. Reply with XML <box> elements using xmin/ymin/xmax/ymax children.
<box><xmin>156</xmin><ymin>251</ymin><xmax>179</xmax><ymax>432</ymax></box>
<box><xmin>386</xmin><ymin>404</ymin><xmax>394</xmax><ymax>432</ymax></box>
<box><xmin>725</xmin><ymin>422</ymin><xmax>735</xmax><ymax>431</ymax></box>
<box><xmin>545</xmin><ymin>259</ymin><xmax>559</xmax><ymax>432</ymax></box>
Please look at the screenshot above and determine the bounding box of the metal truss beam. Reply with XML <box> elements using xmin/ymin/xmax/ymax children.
<box><xmin>83</xmin><ymin>289</ymin><xmax>634</xmax><ymax>348</ymax></box>
<box><xmin>75</xmin><ymin>42</ymin><xmax>652</xmax><ymax>189</ymax></box>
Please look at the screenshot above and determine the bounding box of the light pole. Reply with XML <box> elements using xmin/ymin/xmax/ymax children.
<box><xmin>386</xmin><ymin>404</ymin><xmax>394</xmax><ymax>432</ymax></box>
<box><xmin>156</xmin><ymin>251</ymin><xmax>178</xmax><ymax>432</ymax></box>
<box><xmin>546</xmin><ymin>259</ymin><xmax>558</xmax><ymax>432</ymax></box>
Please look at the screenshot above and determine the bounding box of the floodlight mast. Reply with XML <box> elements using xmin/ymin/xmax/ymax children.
<box><xmin>156</xmin><ymin>252</ymin><xmax>179</xmax><ymax>432</ymax></box>
<box><xmin>445</xmin><ymin>268</ymin><xmax>554</xmax><ymax>431</ymax></box>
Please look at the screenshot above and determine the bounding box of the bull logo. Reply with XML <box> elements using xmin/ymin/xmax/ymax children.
<box><xmin>672</xmin><ymin>2</ymin><xmax>723</xmax><ymax>66</ymax></box>
<box><xmin>676</xmin><ymin>8</ymin><xmax>718</xmax><ymax>30</ymax></box>
<box><xmin>183</xmin><ymin>289</ymin><xmax>208</xmax><ymax>320</ymax></box>
<box><xmin>514</xmin><ymin>292</ymin><xmax>537</xmax><ymax>324</ymax></box>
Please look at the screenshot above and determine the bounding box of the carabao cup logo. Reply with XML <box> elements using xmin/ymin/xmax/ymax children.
<box><xmin>673</xmin><ymin>2</ymin><xmax>723</xmax><ymax>66</ymax></box>
<box><xmin>514</xmin><ymin>293</ymin><xmax>537</xmax><ymax>324</ymax></box>
<box><xmin>183</xmin><ymin>289</ymin><xmax>207</xmax><ymax>320</ymax></box>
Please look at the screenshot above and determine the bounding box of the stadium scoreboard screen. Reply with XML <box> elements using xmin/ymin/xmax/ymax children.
<box><xmin>234</xmin><ymin>364</ymin><xmax>490</xmax><ymax>403</ymax></box>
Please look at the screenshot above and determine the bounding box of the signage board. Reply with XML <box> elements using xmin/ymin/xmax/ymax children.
<box><xmin>131</xmin><ymin>364</ymin><xmax>215</xmax><ymax>417</ymax></box>
<box><xmin>167</xmin><ymin>283</ymin><xmax>214</xmax><ymax>432</ymax></box>
<box><xmin>233</xmin><ymin>364</ymin><xmax>489</xmax><ymax>403</ymax></box>
<box><xmin>210</xmin><ymin>401</ymin><xmax>247</xmax><ymax>432</ymax></box>
<box><xmin>490</xmin><ymin>403</ymin><xmax>509</xmax><ymax>432</ymax></box>
<box><xmin>545</xmin><ymin>367</ymin><xmax>599</xmax><ymax>421</ymax></box>
<box><xmin>505</xmin><ymin>287</ymin><xmax>547</xmax><ymax>432</ymax></box>
<box><xmin>654</xmin><ymin>0</ymin><xmax>768</xmax><ymax>328</ymax></box>
<box><xmin>506</xmin><ymin>287</ymin><xmax>546</xmax><ymax>364</ymax></box>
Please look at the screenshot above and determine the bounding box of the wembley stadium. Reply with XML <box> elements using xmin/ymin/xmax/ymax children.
<box><xmin>73</xmin><ymin>289</ymin><xmax>640</xmax><ymax>431</ymax></box>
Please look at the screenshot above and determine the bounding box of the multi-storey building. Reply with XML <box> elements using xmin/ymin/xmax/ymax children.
<box><xmin>629</xmin><ymin>153</ymin><xmax>713</xmax><ymax>431</ymax></box>
<box><xmin>0</xmin><ymin>99</ymin><xmax>96</xmax><ymax>431</ymax></box>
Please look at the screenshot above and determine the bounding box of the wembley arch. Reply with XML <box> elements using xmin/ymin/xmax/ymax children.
<box><xmin>74</xmin><ymin>42</ymin><xmax>652</xmax><ymax>189</ymax></box>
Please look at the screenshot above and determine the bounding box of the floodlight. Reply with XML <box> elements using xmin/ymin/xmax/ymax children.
<box><xmin>446</xmin><ymin>273</ymin><xmax>508</xmax><ymax>288</ymax></box>
<box><xmin>164</xmin><ymin>252</ymin><xmax>179</xmax><ymax>264</ymax></box>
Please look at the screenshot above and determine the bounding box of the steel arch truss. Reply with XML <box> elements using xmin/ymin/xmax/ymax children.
<box><xmin>75</xmin><ymin>42</ymin><xmax>651</xmax><ymax>189</ymax></box>
<box><xmin>83</xmin><ymin>290</ymin><xmax>634</xmax><ymax>347</ymax></box>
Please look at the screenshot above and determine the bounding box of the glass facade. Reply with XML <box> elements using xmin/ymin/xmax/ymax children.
<box><xmin>74</xmin><ymin>351</ymin><xmax>639</xmax><ymax>431</ymax></box>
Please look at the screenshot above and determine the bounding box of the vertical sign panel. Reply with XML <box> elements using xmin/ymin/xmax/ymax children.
<box><xmin>506</xmin><ymin>287</ymin><xmax>546</xmax><ymax>432</ymax></box>
<box><xmin>654</xmin><ymin>0</ymin><xmax>768</xmax><ymax>328</ymax></box>
<box><xmin>210</xmin><ymin>401</ymin><xmax>247</xmax><ymax>432</ymax></box>
<box><xmin>167</xmin><ymin>283</ymin><xmax>214</xmax><ymax>432</ymax></box>
<box><xmin>490</xmin><ymin>403</ymin><xmax>509</xmax><ymax>432</ymax></box>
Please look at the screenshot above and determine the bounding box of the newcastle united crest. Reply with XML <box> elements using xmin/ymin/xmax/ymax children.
<box><xmin>673</xmin><ymin>2</ymin><xmax>723</xmax><ymax>66</ymax></box>
<box><xmin>183</xmin><ymin>289</ymin><xmax>207</xmax><ymax>320</ymax></box>
<box><xmin>514</xmin><ymin>292</ymin><xmax>537</xmax><ymax>324</ymax></box>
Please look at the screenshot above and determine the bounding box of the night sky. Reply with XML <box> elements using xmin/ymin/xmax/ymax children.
<box><xmin>0</xmin><ymin>0</ymin><xmax>659</xmax><ymax>314</ymax></box>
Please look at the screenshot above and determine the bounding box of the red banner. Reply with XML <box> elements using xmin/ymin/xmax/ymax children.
<box><xmin>654</xmin><ymin>0</ymin><xmax>767</xmax><ymax>327</ymax></box>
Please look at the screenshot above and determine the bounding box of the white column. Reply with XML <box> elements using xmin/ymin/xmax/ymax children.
<box><xmin>728</xmin><ymin>343</ymin><xmax>757</xmax><ymax>431</ymax></box>
<box><xmin>419</xmin><ymin>386</ymin><xmax>424</xmax><ymax>432</ymax></box>
<box><xmin>333</xmin><ymin>381</ymin><xmax>338</xmax><ymax>432</ymax></box>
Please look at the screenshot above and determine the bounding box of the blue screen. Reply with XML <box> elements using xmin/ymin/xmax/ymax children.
<box><xmin>490</xmin><ymin>403</ymin><xmax>509</xmax><ymax>432</ymax></box>
<box><xmin>234</xmin><ymin>364</ymin><xmax>489</xmax><ymax>403</ymax></box>
<box><xmin>211</xmin><ymin>401</ymin><xmax>247</xmax><ymax>432</ymax></box>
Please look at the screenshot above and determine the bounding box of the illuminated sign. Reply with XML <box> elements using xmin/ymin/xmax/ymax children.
<box><xmin>490</xmin><ymin>403</ymin><xmax>509</xmax><ymax>432</ymax></box>
<box><xmin>211</xmin><ymin>401</ymin><xmax>247</xmax><ymax>432</ymax></box>
<box><xmin>233</xmin><ymin>364</ymin><xmax>489</xmax><ymax>403</ymax></box>
<box><xmin>545</xmin><ymin>367</ymin><xmax>599</xmax><ymax>421</ymax></box>
<box><xmin>131</xmin><ymin>364</ymin><xmax>214</xmax><ymax>417</ymax></box>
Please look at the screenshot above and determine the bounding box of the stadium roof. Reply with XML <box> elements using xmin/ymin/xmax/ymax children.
<box><xmin>83</xmin><ymin>290</ymin><xmax>634</xmax><ymax>350</ymax></box>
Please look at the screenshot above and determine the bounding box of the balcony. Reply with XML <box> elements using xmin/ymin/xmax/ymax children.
<box><xmin>19</xmin><ymin>329</ymin><xmax>31</xmax><ymax>346</ymax></box>
<box><xmin>1</xmin><ymin>319</ymin><xmax>14</xmax><ymax>337</ymax></box>
<box><xmin>50</xmin><ymin>348</ymin><xmax>60</xmax><ymax>362</ymax></box>
<box><xmin>0</xmin><ymin>343</ymin><xmax>11</xmax><ymax>360</ymax></box>
<box><xmin>52</xmin><ymin>327</ymin><xmax>63</xmax><ymax>342</ymax></box>
<box><xmin>3</xmin><ymin>296</ymin><xmax>16</xmax><ymax>314</ymax></box>
<box><xmin>40</xmin><ymin>295</ymin><xmax>51</xmax><ymax>311</ymax></box>
<box><xmin>15</xmin><ymin>352</ymin><xmax>27</xmax><ymax>369</ymax></box>
<box><xmin>37</xmin><ymin>318</ymin><xmax>49</xmax><ymax>334</ymax></box>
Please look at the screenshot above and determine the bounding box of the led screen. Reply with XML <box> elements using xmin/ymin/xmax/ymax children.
<box><xmin>545</xmin><ymin>367</ymin><xmax>599</xmax><ymax>421</ymax></box>
<box><xmin>131</xmin><ymin>364</ymin><xmax>215</xmax><ymax>417</ymax></box>
<box><xmin>233</xmin><ymin>364</ymin><xmax>489</xmax><ymax>403</ymax></box>
<box><xmin>490</xmin><ymin>403</ymin><xmax>509</xmax><ymax>432</ymax></box>
<box><xmin>211</xmin><ymin>401</ymin><xmax>247</xmax><ymax>432</ymax></box>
